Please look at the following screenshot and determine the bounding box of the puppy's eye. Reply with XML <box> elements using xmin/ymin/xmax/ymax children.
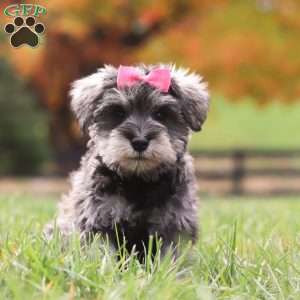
<box><xmin>113</xmin><ymin>106</ymin><xmax>126</xmax><ymax>119</ymax></box>
<box><xmin>102</xmin><ymin>104</ymin><xmax>124</xmax><ymax>116</ymax></box>
<box><xmin>153</xmin><ymin>111</ymin><xmax>164</xmax><ymax>121</ymax></box>
<box><xmin>152</xmin><ymin>107</ymin><xmax>170</xmax><ymax>122</ymax></box>
<box><xmin>95</xmin><ymin>104</ymin><xmax>127</xmax><ymax>127</ymax></box>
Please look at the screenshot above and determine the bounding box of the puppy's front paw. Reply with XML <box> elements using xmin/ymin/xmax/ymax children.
<box><xmin>43</xmin><ymin>222</ymin><xmax>55</xmax><ymax>240</ymax></box>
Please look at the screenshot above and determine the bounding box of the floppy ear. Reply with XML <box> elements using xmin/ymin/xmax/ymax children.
<box><xmin>170</xmin><ymin>67</ymin><xmax>210</xmax><ymax>131</ymax></box>
<box><xmin>70</xmin><ymin>65</ymin><xmax>117</xmax><ymax>132</ymax></box>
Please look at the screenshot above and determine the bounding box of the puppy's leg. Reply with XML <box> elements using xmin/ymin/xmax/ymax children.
<box><xmin>43</xmin><ymin>217</ymin><xmax>76</xmax><ymax>241</ymax></box>
<box><xmin>159</xmin><ymin>231</ymin><xmax>197</xmax><ymax>261</ymax></box>
<box><xmin>43</xmin><ymin>194</ymin><xmax>78</xmax><ymax>241</ymax></box>
<box><xmin>150</xmin><ymin>214</ymin><xmax>198</xmax><ymax>260</ymax></box>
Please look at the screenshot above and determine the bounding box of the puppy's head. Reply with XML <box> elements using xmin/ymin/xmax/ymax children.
<box><xmin>70</xmin><ymin>65</ymin><xmax>209</xmax><ymax>177</ymax></box>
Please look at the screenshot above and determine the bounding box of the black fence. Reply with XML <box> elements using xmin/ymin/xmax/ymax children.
<box><xmin>192</xmin><ymin>149</ymin><xmax>300</xmax><ymax>196</ymax></box>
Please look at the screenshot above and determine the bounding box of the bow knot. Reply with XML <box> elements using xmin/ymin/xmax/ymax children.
<box><xmin>117</xmin><ymin>65</ymin><xmax>171</xmax><ymax>93</ymax></box>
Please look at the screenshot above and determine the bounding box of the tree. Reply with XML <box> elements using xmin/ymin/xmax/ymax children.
<box><xmin>0</xmin><ymin>60</ymin><xmax>49</xmax><ymax>175</ymax></box>
<box><xmin>1</xmin><ymin>0</ymin><xmax>299</xmax><ymax>171</ymax></box>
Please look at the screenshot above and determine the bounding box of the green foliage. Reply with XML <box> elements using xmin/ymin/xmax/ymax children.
<box><xmin>0</xmin><ymin>195</ymin><xmax>300</xmax><ymax>299</ymax></box>
<box><xmin>0</xmin><ymin>60</ymin><xmax>50</xmax><ymax>175</ymax></box>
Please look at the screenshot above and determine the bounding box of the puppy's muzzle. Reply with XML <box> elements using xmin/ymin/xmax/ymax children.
<box><xmin>131</xmin><ymin>137</ymin><xmax>149</xmax><ymax>152</ymax></box>
<box><xmin>119</xmin><ymin>121</ymin><xmax>161</xmax><ymax>153</ymax></box>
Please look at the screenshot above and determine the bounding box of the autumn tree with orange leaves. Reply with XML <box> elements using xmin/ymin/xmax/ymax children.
<box><xmin>1</xmin><ymin>0</ymin><xmax>299</xmax><ymax>171</ymax></box>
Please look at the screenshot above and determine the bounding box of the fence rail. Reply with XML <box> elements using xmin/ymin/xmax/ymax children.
<box><xmin>192</xmin><ymin>149</ymin><xmax>300</xmax><ymax>196</ymax></box>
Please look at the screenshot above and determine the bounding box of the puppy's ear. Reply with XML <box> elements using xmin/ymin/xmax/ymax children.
<box><xmin>70</xmin><ymin>65</ymin><xmax>117</xmax><ymax>132</ymax></box>
<box><xmin>170</xmin><ymin>67</ymin><xmax>209</xmax><ymax>131</ymax></box>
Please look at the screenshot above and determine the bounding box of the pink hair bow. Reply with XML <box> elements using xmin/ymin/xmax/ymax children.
<box><xmin>117</xmin><ymin>65</ymin><xmax>171</xmax><ymax>93</ymax></box>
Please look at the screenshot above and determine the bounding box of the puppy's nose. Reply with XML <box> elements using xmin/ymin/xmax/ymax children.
<box><xmin>131</xmin><ymin>137</ymin><xmax>149</xmax><ymax>152</ymax></box>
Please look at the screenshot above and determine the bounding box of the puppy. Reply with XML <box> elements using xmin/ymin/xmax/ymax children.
<box><xmin>45</xmin><ymin>64</ymin><xmax>209</xmax><ymax>260</ymax></box>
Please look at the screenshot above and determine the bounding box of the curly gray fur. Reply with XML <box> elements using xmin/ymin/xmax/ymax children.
<box><xmin>45</xmin><ymin>64</ymin><xmax>209</xmax><ymax>260</ymax></box>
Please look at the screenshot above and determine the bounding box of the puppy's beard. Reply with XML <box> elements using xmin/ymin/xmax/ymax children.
<box><xmin>96</xmin><ymin>130</ymin><xmax>177</xmax><ymax>175</ymax></box>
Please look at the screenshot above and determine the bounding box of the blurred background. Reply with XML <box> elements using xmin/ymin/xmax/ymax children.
<box><xmin>0</xmin><ymin>0</ymin><xmax>299</xmax><ymax>196</ymax></box>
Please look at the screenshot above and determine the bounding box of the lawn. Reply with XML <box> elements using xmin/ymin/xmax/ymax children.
<box><xmin>1</xmin><ymin>195</ymin><xmax>300</xmax><ymax>299</ymax></box>
<box><xmin>189</xmin><ymin>97</ymin><xmax>300</xmax><ymax>151</ymax></box>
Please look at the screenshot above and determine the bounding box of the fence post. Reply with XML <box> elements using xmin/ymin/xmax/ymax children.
<box><xmin>232</xmin><ymin>150</ymin><xmax>245</xmax><ymax>195</ymax></box>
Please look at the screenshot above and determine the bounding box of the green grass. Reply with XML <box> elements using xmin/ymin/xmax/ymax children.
<box><xmin>1</xmin><ymin>195</ymin><xmax>300</xmax><ymax>300</ymax></box>
<box><xmin>189</xmin><ymin>96</ymin><xmax>300</xmax><ymax>150</ymax></box>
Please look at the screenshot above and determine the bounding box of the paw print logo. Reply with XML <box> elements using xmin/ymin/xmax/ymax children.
<box><xmin>4</xmin><ymin>16</ymin><xmax>45</xmax><ymax>48</ymax></box>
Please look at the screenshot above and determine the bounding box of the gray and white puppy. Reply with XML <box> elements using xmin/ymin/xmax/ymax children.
<box><xmin>46</xmin><ymin>64</ymin><xmax>209</xmax><ymax>260</ymax></box>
